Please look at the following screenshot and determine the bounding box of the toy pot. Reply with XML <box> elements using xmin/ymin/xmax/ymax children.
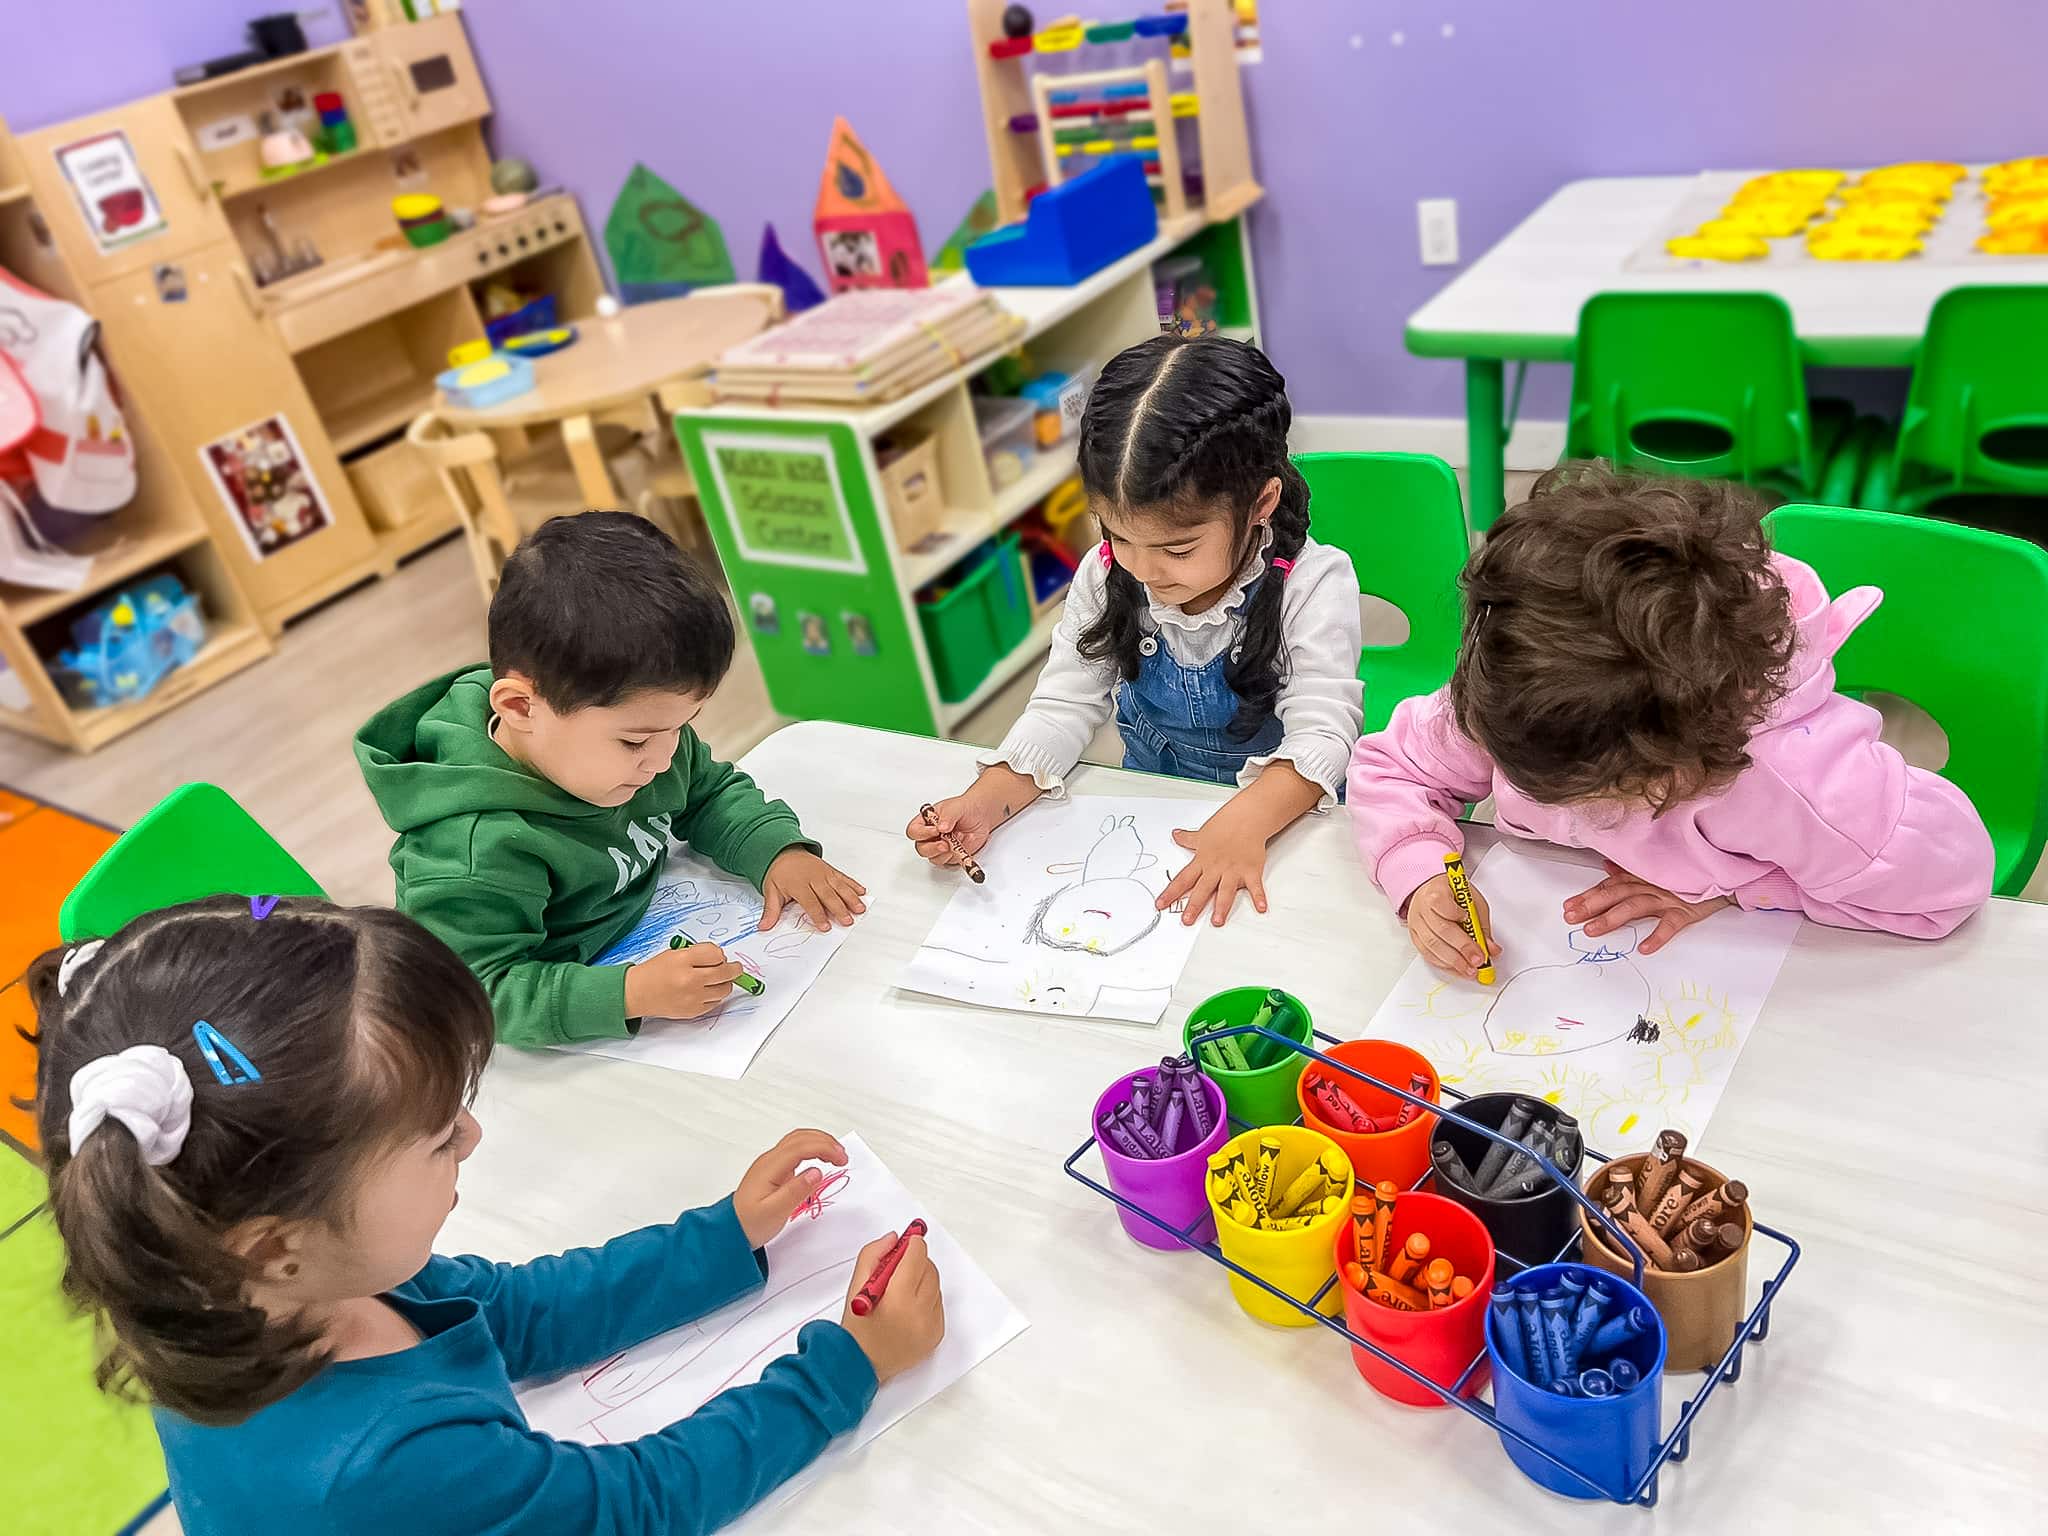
<box><xmin>1205</xmin><ymin>1125</ymin><xmax>1353</xmax><ymax>1326</ymax></box>
<box><xmin>1578</xmin><ymin>1153</ymin><xmax>1753</xmax><ymax>1372</ymax></box>
<box><xmin>1333</xmin><ymin>1190</ymin><xmax>1494</xmax><ymax>1406</ymax></box>
<box><xmin>1296</xmin><ymin>1037</ymin><xmax>1439</xmax><ymax>1191</ymax></box>
<box><xmin>1182</xmin><ymin>987</ymin><xmax>1311</xmax><ymax>1129</ymax></box>
<box><xmin>1089</xmin><ymin>1066</ymin><xmax>1229</xmax><ymax>1252</ymax></box>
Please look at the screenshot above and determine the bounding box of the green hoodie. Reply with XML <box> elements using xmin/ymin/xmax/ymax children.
<box><xmin>354</xmin><ymin>665</ymin><xmax>816</xmax><ymax>1048</ymax></box>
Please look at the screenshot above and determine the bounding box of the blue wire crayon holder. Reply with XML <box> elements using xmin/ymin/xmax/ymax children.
<box><xmin>1063</xmin><ymin>1024</ymin><xmax>1802</xmax><ymax>1507</ymax></box>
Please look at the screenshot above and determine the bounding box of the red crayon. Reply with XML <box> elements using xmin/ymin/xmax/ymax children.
<box><xmin>850</xmin><ymin>1219</ymin><xmax>928</xmax><ymax>1317</ymax></box>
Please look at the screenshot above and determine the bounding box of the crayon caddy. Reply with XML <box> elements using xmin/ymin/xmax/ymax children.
<box><xmin>1065</xmin><ymin>1012</ymin><xmax>1803</xmax><ymax>1505</ymax></box>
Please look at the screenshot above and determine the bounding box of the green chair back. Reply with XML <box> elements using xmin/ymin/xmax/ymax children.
<box><xmin>1295</xmin><ymin>451</ymin><xmax>1468</xmax><ymax>733</ymax></box>
<box><xmin>1765</xmin><ymin>504</ymin><xmax>2048</xmax><ymax>896</ymax></box>
<box><xmin>1567</xmin><ymin>292</ymin><xmax>1818</xmax><ymax>489</ymax></box>
<box><xmin>59</xmin><ymin>783</ymin><xmax>326</xmax><ymax>943</ymax></box>
<box><xmin>1890</xmin><ymin>285</ymin><xmax>2048</xmax><ymax>506</ymax></box>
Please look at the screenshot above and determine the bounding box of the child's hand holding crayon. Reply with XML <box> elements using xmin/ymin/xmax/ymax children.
<box><xmin>734</xmin><ymin>1129</ymin><xmax>848</xmax><ymax>1248</ymax></box>
<box><xmin>840</xmin><ymin>1228</ymin><xmax>946</xmax><ymax>1383</ymax></box>
<box><xmin>905</xmin><ymin>765</ymin><xmax>1040</xmax><ymax>870</ymax></box>
<box><xmin>625</xmin><ymin>940</ymin><xmax>745</xmax><ymax>1020</ymax></box>
<box><xmin>1406</xmin><ymin>870</ymin><xmax>1501</xmax><ymax>981</ymax></box>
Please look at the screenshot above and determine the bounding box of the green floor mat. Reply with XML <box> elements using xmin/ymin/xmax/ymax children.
<box><xmin>0</xmin><ymin>1148</ymin><xmax>167</xmax><ymax>1535</ymax></box>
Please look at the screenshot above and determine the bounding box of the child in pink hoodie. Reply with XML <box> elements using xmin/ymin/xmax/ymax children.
<box><xmin>1349</xmin><ymin>466</ymin><xmax>1994</xmax><ymax>976</ymax></box>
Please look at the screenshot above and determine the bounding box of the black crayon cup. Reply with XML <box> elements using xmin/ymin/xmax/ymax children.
<box><xmin>1431</xmin><ymin>1093</ymin><xmax>1586</xmax><ymax>1268</ymax></box>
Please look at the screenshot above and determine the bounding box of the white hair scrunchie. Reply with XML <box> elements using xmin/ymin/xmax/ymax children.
<box><xmin>56</xmin><ymin>940</ymin><xmax>105</xmax><ymax>998</ymax></box>
<box><xmin>67</xmin><ymin>1045</ymin><xmax>193</xmax><ymax>1167</ymax></box>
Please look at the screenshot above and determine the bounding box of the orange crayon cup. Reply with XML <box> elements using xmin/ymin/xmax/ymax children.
<box><xmin>1335</xmin><ymin>1191</ymin><xmax>1496</xmax><ymax>1407</ymax></box>
<box><xmin>1295</xmin><ymin>1039</ymin><xmax>1440</xmax><ymax>1191</ymax></box>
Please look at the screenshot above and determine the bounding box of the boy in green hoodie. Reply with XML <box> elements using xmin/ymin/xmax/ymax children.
<box><xmin>355</xmin><ymin>512</ymin><xmax>866</xmax><ymax>1047</ymax></box>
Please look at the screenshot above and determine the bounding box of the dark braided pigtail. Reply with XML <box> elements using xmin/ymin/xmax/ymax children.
<box><xmin>1075</xmin><ymin>333</ymin><xmax>1308</xmax><ymax>738</ymax></box>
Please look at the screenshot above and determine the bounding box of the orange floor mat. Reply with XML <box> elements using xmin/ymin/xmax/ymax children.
<box><xmin>0</xmin><ymin>788</ymin><xmax>118</xmax><ymax>1156</ymax></box>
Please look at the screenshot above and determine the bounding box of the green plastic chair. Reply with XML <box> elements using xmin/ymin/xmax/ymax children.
<box><xmin>59</xmin><ymin>783</ymin><xmax>326</xmax><ymax>943</ymax></box>
<box><xmin>1765</xmin><ymin>504</ymin><xmax>2048</xmax><ymax>896</ymax></box>
<box><xmin>1295</xmin><ymin>451</ymin><xmax>1468</xmax><ymax>733</ymax></box>
<box><xmin>1566</xmin><ymin>293</ymin><xmax>1849</xmax><ymax>495</ymax></box>
<box><xmin>1870</xmin><ymin>286</ymin><xmax>2048</xmax><ymax>514</ymax></box>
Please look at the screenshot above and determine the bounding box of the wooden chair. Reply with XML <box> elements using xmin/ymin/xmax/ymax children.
<box><xmin>406</xmin><ymin>411</ymin><xmax>533</xmax><ymax>601</ymax></box>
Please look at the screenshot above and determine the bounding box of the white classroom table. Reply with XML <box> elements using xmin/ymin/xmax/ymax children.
<box><xmin>446</xmin><ymin>721</ymin><xmax>2048</xmax><ymax>1534</ymax></box>
<box><xmin>1405</xmin><ymin>173</ymin><xmax>2048</xmax><ymax>530</ymax></box>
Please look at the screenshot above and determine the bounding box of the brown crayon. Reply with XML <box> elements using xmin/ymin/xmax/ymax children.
<box><xmin>1603</xmin><ymin>1163</ymin><xmax>1639</xmax><ymax>1214</ymax></box>
<box><xmin>1389</xmin><ymin>1231</ymin><xmax>1431</xmax><ymax>1285</ymax></box>
<box><xmin>1677</xmin><ymin>1178</ymin><xmax>1747</xmax><ymax>1229</ymax></box>
<box><xmin>1667</xmin><ymin>1245</ymin><xmax>1703</xmax><ymax>1273</ymax></box>
<box><xmin>1651</xmin><ymin>1167</ymin><xmax>1706</xmax><ymax>1237</ymax></box>
<box><xmin>1685</xmin><ymin>1215</ymin><xmax>1726</xmax><ymax>1251</ymax></box>
<box><xmin>1425</xmin><ymin>1258</ymin><xmax>1456</xmax><ymax>1308</ymax></box>
<box><xmin>1635</xmin><ymin>1130</ymin><xmax>1688</xmax><ymax>1213</ymax></box>
<box><xmin>1713</xmin><ymin>1221</ymin><xmax>1745</xmax><ymax>1255</ymax></box>
<box><xmin>1617</xmin><ymin>1204</ymin><xmax>1677</xmax><ymax>1268</ymax></box>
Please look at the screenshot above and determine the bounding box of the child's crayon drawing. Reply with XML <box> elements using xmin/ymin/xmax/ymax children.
<box><xmin>1364</xmin><ymin>842</ymin><xmax>1799</xmax><ymax>1156</ymax></box>
<box><xmin>552</xmin><ymin>849</ymin><xmax>852</xmax><ymax>1080</ymax></box>
<box><xmin>516</xmin><ymin>1134</ymin><xmax>1028</xmax><ymax>1499</ymax></box>
<box><xmin>900</xmin><ymin>796</ymin><xmax>1206</xmax><ymax>1025</ymax></box>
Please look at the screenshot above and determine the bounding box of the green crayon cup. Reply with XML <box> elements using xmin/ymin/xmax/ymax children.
<box><xmin>1184</xmin><ymin>987</ymin><xmax>1313</xmax><ymax>1129</ymax></box>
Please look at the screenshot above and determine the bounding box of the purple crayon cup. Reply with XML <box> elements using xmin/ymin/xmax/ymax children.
<box><xmin>1091</xmin><ymin>1066</ymin><xmax>1230</xmax><ymax>1251</ymax></box>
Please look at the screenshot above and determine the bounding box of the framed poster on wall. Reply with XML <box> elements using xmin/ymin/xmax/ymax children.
<box><xmin>699</xmin><ymin>430</ymin><xmax>867</xmax><ymax>575</ymax></box>
<box><xmin>52</xmin><ymin>131</ymin><xmax>169</xmax><ymax>255</ymax></box>
<box><xmin>198</xmin><ymin>415</ymin><xmax>335</xmax><ymax>560</ymax></box>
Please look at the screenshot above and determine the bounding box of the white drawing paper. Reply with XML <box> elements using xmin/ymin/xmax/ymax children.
<box><xmin>897</xmin><ymin>795</ymin><xmax>1206</xmax><ymax>1024</ymax></box>
<box><xmin>1364</xmin><ymin>843</ymin><xmax>1801</xmax><ymax>1156</ymax></box>
<box><xmin>516</xmin><ymin>1133</ymin><xmax>1027</xmax><ymax>1519</ymax></box>
<box><xmin>554</xmin><ymin>849</ymin><xmax>852</xmax><ymax>1079</ymax></box>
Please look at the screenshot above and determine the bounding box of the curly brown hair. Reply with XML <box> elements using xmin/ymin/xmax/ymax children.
<box><xmin>28</xmin><ymin>897</ymin><xmax>494</xmax><ymax>1425</ymax></box>
<box><xmin>1449</xmin><ymin>464</ymin><xmax>1797</xmax><ymax>813</ymax></box>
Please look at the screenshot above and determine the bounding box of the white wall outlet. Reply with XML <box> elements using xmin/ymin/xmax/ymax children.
<box><xmin>1418</xmin><ymin>198</ymin><xmax>1460</xmax><ymax>267</ymax></box>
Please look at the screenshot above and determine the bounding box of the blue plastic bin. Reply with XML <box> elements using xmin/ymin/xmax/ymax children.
<box><xmin>965</xmin><ymin>155</ymin><xmax>1158</xmax><ymax>287</ymax></box>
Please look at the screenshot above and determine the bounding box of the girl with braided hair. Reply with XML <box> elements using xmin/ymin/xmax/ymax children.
<box><xmin>908</xmin><ymin>334</ymin><xmax>1363</xmax><ymax>926</ymax></box>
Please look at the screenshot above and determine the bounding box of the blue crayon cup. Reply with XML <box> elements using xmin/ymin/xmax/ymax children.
<box><xmin>1485</xmin><ymin>1262</ymin><xmax>1666</xmax><ymax>1500</ymax></box>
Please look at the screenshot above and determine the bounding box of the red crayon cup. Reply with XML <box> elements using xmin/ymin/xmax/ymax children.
<box><xmin>1296</xmin><ymin>1039</ymin><xmax>1440</xmax><ymax>1191</ymax></box>
<box><xmin>1334</xmin><ymin>1191</ymin><xmax>1495</xmax><ymax>1407</ymax></box>
<box><xmin>850</xmin><ymin>1219</ymin><xmax>928</xmax><ymax>1317</ymax></box>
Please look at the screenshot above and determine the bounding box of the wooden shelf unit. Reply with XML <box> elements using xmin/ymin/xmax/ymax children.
<box><xmin>9</xmin><ymin>12</ymin><xmax>605</xmax><ymax>661</ymax></box>
<box><xmin>0</xmin><ymin>113</ymin><xmax>275</xmax><ymax>753</ymax></box>
<box><xmin>678</xmin><ymin>214</ymin><xmax>1255</xmax><ymax>740</ymax></box>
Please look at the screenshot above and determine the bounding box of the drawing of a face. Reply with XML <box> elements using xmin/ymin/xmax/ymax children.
<box><xmin>1482</xmin><ymin>925</ymin><xmax>1651</xmax><ymax>1056</ymax></box>
<box><xmin>1029</xmin><ymin>815</ymin><xmax>1161</xmax><ymax>957</ymax></box>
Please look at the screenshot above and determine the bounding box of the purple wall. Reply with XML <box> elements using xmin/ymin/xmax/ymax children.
<box><xmin>7</xmin><ymin>2</ymin><xmax>2044</xmax><ymax>422</ymax></box>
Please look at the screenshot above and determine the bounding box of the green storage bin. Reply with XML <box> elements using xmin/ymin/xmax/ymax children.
<box><xmin>919</xmin><ymin>532</ymin><xmax>1032</xmax><ymax>703</ymax></box>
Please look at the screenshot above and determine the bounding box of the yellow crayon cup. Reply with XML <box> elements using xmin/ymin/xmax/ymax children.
<box><xmin>1205</xmin><ymin>1125</ymin><xmax>1354</xmax><ymax>1326</ymax></box>
<box><xmin>1578</xmin><ymin>1152</ymin><xmax>1753</xmax><ymax>1372</ymax></box>
<box><xmin>1295</xmin><ymin>1037</ymin><xmax>1440</xmax><ymax>1191</ymax></box>
<box><xmin>1183</xmin><ymin>987</ymin><xmax>1313</xmax><ymax>1129</ymax></box>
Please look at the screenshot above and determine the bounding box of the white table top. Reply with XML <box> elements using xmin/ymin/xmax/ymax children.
<box><xmin>445</xmin><ymin>720</ymin><xmax>2048</xmax><ymax>1533</ymax></box>
<box><xmin>1406</xmin><ymin>174</ymin><xmax>2048</xmax><ymax>366</ymax></box>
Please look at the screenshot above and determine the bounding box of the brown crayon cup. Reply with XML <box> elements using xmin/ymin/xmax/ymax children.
<box><xmin>1579</xmin><ymin>1153</ymin><xmax>1753</xmax><ymax>1372</ymax></box>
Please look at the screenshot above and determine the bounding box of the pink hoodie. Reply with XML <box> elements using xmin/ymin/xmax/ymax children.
<box><xmin>1347</xmin><ymin>555</ymin><xmax>1995</xmax><ymax>939</ymax></box>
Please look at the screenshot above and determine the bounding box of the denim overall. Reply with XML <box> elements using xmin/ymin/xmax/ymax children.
<box><xmin>1113</xmin><ymin>595</ymin><xmax>1282</xmax><ymax>784</ymax></box>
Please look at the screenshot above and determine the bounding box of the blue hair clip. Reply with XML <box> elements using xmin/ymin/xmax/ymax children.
<box><xmin>192</xmin><ymin>1020</ymin><xmax>262</xmax><ymax>1085</ymax></box>
<box><xmin>250</xmin><ymin>895</ymin><xmax>279</xmax><ymax>920</ymax></box>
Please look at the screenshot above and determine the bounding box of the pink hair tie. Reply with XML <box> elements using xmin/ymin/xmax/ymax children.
<box><xmin>1099</xmin><ymin>540</ymin><xmax>1114</xmax><ymax>569</ymax></box>
<box><xmin>1271</xmin><ymin>557</ymin><xmax>1294</xmax><ymax>578</ymax></box>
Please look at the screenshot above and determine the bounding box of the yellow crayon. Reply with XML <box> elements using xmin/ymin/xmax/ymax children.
<box><xmin>1252</xmin><ymin>1137</ymin><xmax>1282</xmax><ymax>1217</ymax></box>
<box><xmin>1442</xmin><ymin>852</ymin><xmax>1495</xmax><ymax>985</ymax></box>
<box><xmin>1270</xmin><ymin>1161</ymin><xmax>1328</xmax><ymax>1220</ymax></box>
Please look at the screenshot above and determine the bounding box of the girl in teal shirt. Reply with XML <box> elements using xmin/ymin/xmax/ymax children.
<box><xmin>31</xmin><ymin>897</ymin><xmax>942</xmax><ymax>1535</ymax></box>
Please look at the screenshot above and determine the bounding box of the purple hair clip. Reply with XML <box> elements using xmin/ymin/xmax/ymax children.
<box><xmin>250</xmin><ymin>896</ymin><xmax>279</xmax><ymax>920</ymax></box>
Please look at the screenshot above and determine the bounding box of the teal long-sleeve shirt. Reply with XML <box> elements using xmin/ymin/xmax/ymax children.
<box><xmin>154</xmin><ymin>1199</ymin><xmax>877</xmax><ymax>1536</ymax></box>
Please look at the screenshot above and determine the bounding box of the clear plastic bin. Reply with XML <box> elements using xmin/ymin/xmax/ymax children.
<box><xmin>973</xmin><ymin>394</ymin><xmax>1038</xmax><ymax>488</ymax></box>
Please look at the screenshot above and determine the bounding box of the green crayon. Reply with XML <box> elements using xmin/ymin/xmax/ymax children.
<box><xmin>670</xmin><ymin>932</ymin><xmax>765</xmax><ymax>996</ymax></box>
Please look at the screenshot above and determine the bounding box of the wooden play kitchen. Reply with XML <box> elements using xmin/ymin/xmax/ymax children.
<box><xmin>6</xmin><ymin>11</ymin><xmax>603</xmax><ymax>656</ymax></box>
